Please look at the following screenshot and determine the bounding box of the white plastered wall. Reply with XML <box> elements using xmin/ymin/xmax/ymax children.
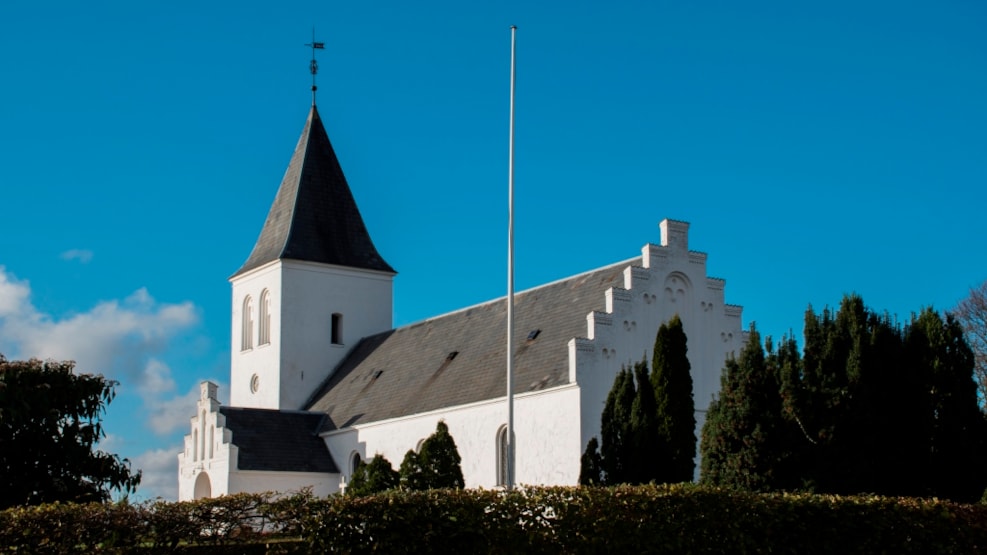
<box><xmin>569</xmin><ymin>220</ymin><xmax>746</xmax><ymax>476</ymax></box>
<box><xmin>178</xmin><ymin>382</ymin><xmax>233</xmax><ymax>500</ymax></box>
<box><xmin>324</xmin><ymin>385</ymin><xmax>582</xmax><ymax>489</ymax></box>
<box><xmin>230</xmin><ymin>259</ymin><xmax>394</xmax><ymax>410</ymax></box>
<box><xmin>178</xmin><ymin>381</ymin><xmax>339</xmax><ymax>501</ymax></box>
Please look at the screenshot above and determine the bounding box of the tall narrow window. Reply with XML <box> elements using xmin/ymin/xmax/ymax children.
<box><xmin>331</xmin><ymin>313</ymin><xmax>343</xmax><ymax>345</ymax></box>
<box><xmin>259</xmin><ymin>289</ymin><xmax>271</xmax><ymax>345</ymax></box>
<box><xmin>241</xmin><ymin>296</ymin><xmax>254</xmax><ymax>351</ymax></box>
<box><xmin>496</xmin><ymin>425</ymin><xmax>509</xmax><ymax>486</ymax></box>
<box><xmin>193</xmin><ymin>429</ymin><xmax>199</xmax><ymax>461</ymax></box>
<box><xmin>200</xmin><ymin>411</ymin><xmax>206</xmax><ymax>462</ymax></box>
<box><xmin>208</xmin><ymin>425</ymin><xmax>215</xmax><ymax>459</ymax></box>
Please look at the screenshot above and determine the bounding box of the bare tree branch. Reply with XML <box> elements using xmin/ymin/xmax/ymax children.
<box><xmin>952</xmin><ymin>280</ymin><xmax>987</xmax><ymax>410</ymax></box>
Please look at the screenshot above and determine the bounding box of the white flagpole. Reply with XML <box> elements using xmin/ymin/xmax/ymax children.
<box><xmin>506</xmin><ymin>24</ymin><xmax>517</xmax><ymax>491</ymax></box>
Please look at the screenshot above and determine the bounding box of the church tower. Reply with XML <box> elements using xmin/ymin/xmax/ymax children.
<box><xmin>229</xmin><ymin>105</ymin><xmax>395</xmax><ymax>410</ymax></box>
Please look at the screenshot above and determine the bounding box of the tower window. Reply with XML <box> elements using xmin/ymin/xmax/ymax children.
<box><xmin>331</xmin><ymin>313</ymin><xmax>343</xmax><ymax>345</ymax></box>
<box><xmin>241</xmin><ymin>296</ymin><xmax>254</xmax><ymax>351</ymax></box>
<box><xmin>258</xmin><ymin>289</ymin><xmax>271</xmax><ymax>345</ymax></box>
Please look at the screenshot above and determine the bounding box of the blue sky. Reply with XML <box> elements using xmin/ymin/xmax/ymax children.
<box><xmin>1</xmin><ymin>1</ymin><xmax>984</xmax><ymax>499</ymax></box>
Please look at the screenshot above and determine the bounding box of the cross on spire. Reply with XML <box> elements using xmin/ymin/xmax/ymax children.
<box><xmin>305</xmin><ymin>29</ymin><xmax>325</xmax><ymax>106</ymax></box>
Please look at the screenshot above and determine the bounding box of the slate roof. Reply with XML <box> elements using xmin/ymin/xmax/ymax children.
<box><xmin>233</xmin><ymin>105</ymin><xmax>395</xmax><ymax>278</ymax></box>
<box><xmin>305</xmin><ymin>259</ymin><xmax>635</xmax><ymax>431</ymax></box>
<box><xmin>218</xmin><ymin>406</ymin><xmax>338</xmax><ymax>473</ymax></box>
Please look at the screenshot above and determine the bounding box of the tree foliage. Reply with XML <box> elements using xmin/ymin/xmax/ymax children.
<box><xmin>587</xmin><ymin>314</ymin><xmax>697</xmax><ymax>486</ymax></box>
<box><xmin>0</xmin><ymin>355</ymin><xmax>141</xmax><ymax>508</ymax></box>
<box><xmin>700</xmin><ymin>294</ymin><xmax>987</xmax><ymax>502</ymax></box>
<box><xmin>399</xmin><ymin>449</ymin><xmax>428</xmax><ymax>491</ymax></box>
<box><xmin>402</xmin><ymin>421</ymin><xmax>465</xmax><ymax>490</ymax></box>
<box><xmin>953</xmin><ymin>279</ymin><xmax>987</xmax><ymax>410</ymax></box>
<box><xmin>700</xmin><ymin>326</ymin><xmax>791</xmax><ymax>491</ymax></box>
<box><xmin>578</xmin><ymin>437</ymin><xmax>603</xmax><ymax>486</ymax></box>
<box><xmin>652</xmin><ymin>315</ymin><xmax>695</xmax><ymax>483</ymax></box>
<box><xmin>598</xmin><ymin>366</ymin><xmax>636</xmax><ymax>484</ymax></box>
<box><xmin>347</xmin><ymin>454</ymin><xmax>399</xmax><ymax>496</ymax></box>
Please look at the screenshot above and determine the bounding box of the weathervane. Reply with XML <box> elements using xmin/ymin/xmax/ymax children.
<box><xmin>305</xmin><ymin>29</ymin><xmax>325</xmax><ymax>106</ymax></box>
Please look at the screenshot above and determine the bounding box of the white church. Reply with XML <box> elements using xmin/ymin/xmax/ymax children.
<box><xmin>177</xmin><ymin>100</ymin><xmax>747</xmax><ymax>500</ymax></box>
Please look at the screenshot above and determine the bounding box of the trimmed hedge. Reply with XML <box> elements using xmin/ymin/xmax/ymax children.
<box><xmin>1</xmin><ymin>485</ymin><xmax>986</xmax><ymax>553</ymax></box>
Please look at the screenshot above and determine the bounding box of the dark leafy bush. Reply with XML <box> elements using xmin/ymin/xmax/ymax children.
<box><xmin>1</xmin><ymin>486</ymin><xmax>986</xmax><ymax>553</ymax></box>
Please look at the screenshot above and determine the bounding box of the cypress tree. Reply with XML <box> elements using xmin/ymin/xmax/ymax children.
<box><xmin>398</xmin><ymin>449</ymin><xmax>428</xmax><ymax>490</ymax></box>
<box><xmin>600</xmin><ymin>367</ymin><xmax>636</xmax><ymax>484</ymax></box>
<box><xmin>652</xmin><ymin>315</ymin><xmax>695</xmax><ymax>483</ymax></box>
<box><xmin>630</xmin><ymin>356</ymin><xmax>661</xmax><ymax>484</ymax></box>
<box><xmin>417</xmin><ymin>421</ymin><xmax>465</xmax><ymax>489</ymax></box>
<box><xmin>772</xmin><ymin>333</ymin><xmax>806</xmax><ymax>491</ymax></box>
<box><xmin>578</xmin><ymin>437</ymin><xmax>604</xmax><ymax>486</ymax></box>
<box><xmin>907</xmin><ymin>309</ymin><xmax>987</xmax><ymax>502</ymax></box>
<box><xmin>347</xmin><ymin>454</ymin><xmax>399</xmax><ymax>496</ymax></box>
<box><xmin>699</xmin><ymin>326</ymin><xmax>783</xmax><ymax>491</ymax></box>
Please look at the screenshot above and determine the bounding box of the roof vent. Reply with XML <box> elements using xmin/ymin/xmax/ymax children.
<box><xmin>447</xmin><ymin>351</ymin><xmax>459</xmax><ymax>361</ymax></box>
<box><xmin>372</xmin><ymin>370</ymin><xmax>383</xmax><ymax>380</ymax></box>
<box><xmin>527</xmin><ymin>329</ymin><xmax>541</xmax><ymax>341</ymax></box>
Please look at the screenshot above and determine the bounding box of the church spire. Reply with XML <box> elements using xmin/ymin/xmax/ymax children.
<box><xmin>233</xmin><ymin>105</ymin><xmax>395</xmax><ymax>277</ymax></box>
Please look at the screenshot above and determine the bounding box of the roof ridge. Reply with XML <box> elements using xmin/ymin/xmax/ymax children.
<box><xmin>397</xmin><ymin>256</ymin><xmax>640</xmax><ymax>329</ymax></box>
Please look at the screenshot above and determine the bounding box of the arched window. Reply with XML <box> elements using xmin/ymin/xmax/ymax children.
<box><xmin>208</xmin><ymin>425</ymin><xmax>215</xmax><ymax>459</ymax></box>
<box><xmin>200</xmin><ymin>411</ymin><xmax>206</xmax><ymax>462</ymax></box>
<box><xmin>258</xmin><ymin>289</ymin><xmax>271</xmax><ymax>345</ymax></box>
<box><xmin>331</xmin><ymin>313</ymin><xmax>343</xmax><ymax>345</ymax></box>
<box><xmin>350</xmin><ymin>452</ymin><xmax>363</xmax><ymax>475</ymax></box>
<box><xmin>241</xmin><ymin>296</ymin><xmax>254</xmax><ymax>351</ymax></box>
<box><xmin>496</xmin><ymin>425</ymin><xmax>511</xmax><ymax>487</ymax></box>
<box><xmin>193</xmin><ymin>429</ymin><xmax>199</xmax><ymax>461</ymax></box>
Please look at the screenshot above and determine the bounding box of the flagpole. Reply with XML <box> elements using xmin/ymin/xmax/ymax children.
<box><xmin>506</xmin><ymin>24</ymin><xmax>517</xmax><ymax>491</ymax></box>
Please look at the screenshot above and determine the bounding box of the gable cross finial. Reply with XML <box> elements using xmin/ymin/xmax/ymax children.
<box><xmin>305</xmin><ymin>28</ymin><xmax>325</xmax><ymax>106</ymax></box>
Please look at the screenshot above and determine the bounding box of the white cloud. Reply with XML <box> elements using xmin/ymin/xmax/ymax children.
<box><xmin>60</xmin><ymin>249</ymin><xmax>94</xmax><ymax>264</ymax></box>
<box><xmin>144</xmin><ymin>378</ymin><xmax>199</xmax><ymax>436</ymax></box>
<box><xmin>132</xmin><ymin>448</ymin><xmax>179</xmax><ymax>501</ymax></box>
<box><xmin>0</xmin><ymin>265</ymin><xmax>207</xmax><ymax>433</ymax></box>
<box><xmin>0</xmin><ymin>267</ymin><xmax>32</xmax><ymax>320</ymax></box>
<box><xmin>139</xmin><ymin>358</ymin><xmax>177</xmax><ymax>398</ymax></box>
<box><xmin>0</xmin><ymin>267</ymin><xmax>198</xmax><ymax>381</ymax></box>
<box><xmin>99</xmin><ymin>433</ymin><xmax>125</xmax><ymax>452</ymax></box>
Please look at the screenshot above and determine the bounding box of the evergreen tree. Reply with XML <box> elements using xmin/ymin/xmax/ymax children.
<box><xmin>700</xmin><ymin>294</ymin><xmax>987</xmax><ymax>502</ymax></box>
<box><xmin>700</xmin><ymin>326</ymin><xmax>786</xmax><ymax>491</ymax></box>
<box><xmin>906</xmin><ymin>309</ymin><xmax>987</xmax><ymax>502</ymax></box>
<box><xmin>600</xmin><ymin>367</ymin><xmax>636</xmax><ymax>484</ymax></box>
<box><xmin>630</xmin><ymin>356</ymin><xmax>661</xmax><ymax>484</ymax></box>
<box><xmin>773</xmin><ymin>333</ymin><xmax>809</xmax><ymax>491</ymax></box>
<box><xmin>347</xmin><ymin>454</ymin><xmax>399</xmax><ymax>496</ymax></box>
<box><xmin>578</xmin><ymin>437</ymin><xmax>604</xmax><ymax>486</ymax></box>
<box><xmin>398</xmin><ymin>449</ymin><xmax>428</xmax><ymax>490</ymax></box>
<box><xmin>652</xmin><ymin>315</ymin><xmax>695</xmax><ymax>483</ymax></box>
<box><xmin>417</xmin><ymin>421</ymin><xmax>465</xmax><ymax>489</ymax></box>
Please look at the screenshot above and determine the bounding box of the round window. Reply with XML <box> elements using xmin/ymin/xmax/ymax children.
<box><xmin>249</xmin><ymin>374</ymin><xmax>260</xmax><ymax>394</ymax></box>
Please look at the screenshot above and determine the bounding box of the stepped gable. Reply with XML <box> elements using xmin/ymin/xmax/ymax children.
<box><xmin>233</xmin><ymin>105</ymin><xmax>394</xmax><ymax>277</ymax></box>
<box><xmin>305</xmin><ymin>259</ymin><xmax>634</xmax><ymax>430</ymax></box>
<box><xmin>218</xmin><ymin>407</ymin><xmax>338</xmax><ymax>473</ymax></box>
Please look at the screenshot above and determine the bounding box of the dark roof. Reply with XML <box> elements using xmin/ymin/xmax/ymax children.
<box><xmin>218</xmin><ymin>406</ymin><xmax>338</xmax><ymax>473</ymax></box>
<box><xmin>233</xmin><ymin>105</ymin><xmax>395</xmax><ymax>277</ymax></box>
<box><xmin>305</xmin><ymin>259</ymin><xmax>634</xmax><ymax>430</ymax></box>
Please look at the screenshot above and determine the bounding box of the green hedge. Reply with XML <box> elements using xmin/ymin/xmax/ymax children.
<box><xmin>2</xmin><ymin>485</ymin><xmax>986</xmax><ymax>554</ymax></box>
